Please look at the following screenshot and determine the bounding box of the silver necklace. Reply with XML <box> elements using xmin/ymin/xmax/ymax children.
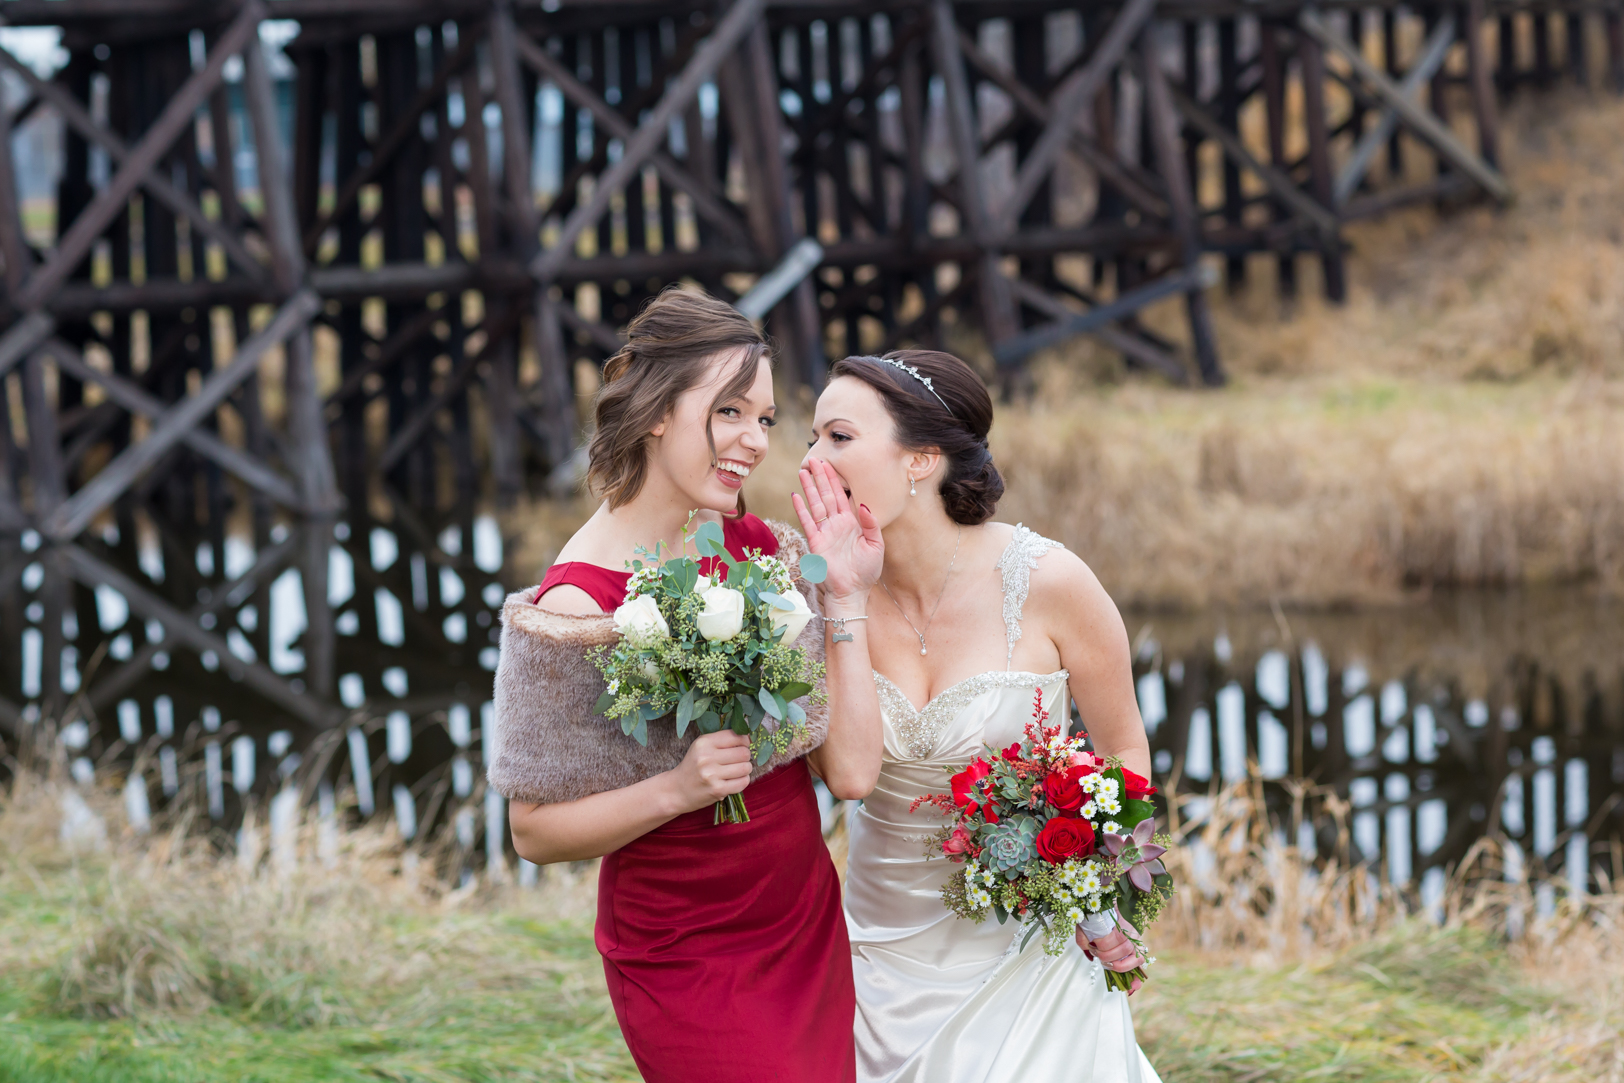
<box><xmin>879</xmin><ymin>527</ymin><xmax>962</xmax><ymax>656</ymax></box>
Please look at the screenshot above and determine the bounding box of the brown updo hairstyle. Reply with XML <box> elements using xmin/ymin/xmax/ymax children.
<box><xmin>829</xmin><ymin>350</ymin><xmax>1004</xmax><ymax>525</ymax></box>
<box><xmin>588</xmin><ymin>287</ymin><xmax>769</xmax><ymax>509</ymax></box>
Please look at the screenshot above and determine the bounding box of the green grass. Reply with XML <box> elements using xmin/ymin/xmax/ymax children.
<box><xmin>0</xmin><ymin>865</ymin><xmax>640</xmax><ymax>1083</ymax></box>
<box><xmin>1135</xmin><ymin>927</ymin><xmax>1586</xmax><ymax>1083</ymax></box>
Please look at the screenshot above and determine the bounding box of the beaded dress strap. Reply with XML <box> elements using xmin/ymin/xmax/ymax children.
<box><xmin>994</xmin><ymin>524</ymin><xmax>1064</xmax><ymax>670</ymax></box>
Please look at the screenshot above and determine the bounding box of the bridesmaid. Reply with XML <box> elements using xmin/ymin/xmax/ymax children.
<box><xmin>490</xmin><ymin>288</ymin><xmax>883</xmax><ymax>1083</ymax></box>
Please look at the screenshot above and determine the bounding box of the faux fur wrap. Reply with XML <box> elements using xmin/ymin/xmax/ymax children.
<box><xmin>487</xmin><ymin>520</ymin><xmax>830</xmax><ymax>806</ymax></box>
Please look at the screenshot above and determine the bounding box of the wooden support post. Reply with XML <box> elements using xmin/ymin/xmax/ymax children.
<box><xmin>1385</xmin><ymin>8</ymin><xmax>1407</xmax><ymax>176</ymax></box>
<box><xmin>1466</xmin><ymin>0</ymin><xmax>1502</xmax><ymax>167</ymax></box>
<box><xmin>485</xmin><ymin>338</ymin><xmax>524</xmax><ymax>505</ymax></box>
<box><xmin>1260</xmin><ymin>22</ymin><xmax>1297</xmax><ymax>299</ymax></box>
<box><xmin>299</xmin><ymin>519</ymin><xmax>335</xmax><ymax>701</ymax></box>
<box><xmin>1218</xmin><ymin>18</ymin><xmax>1246</xmax><ymax>293</ymax></box>
<box><xmin>927</xmin><ymin>0</ymin><xmax>1019</xmax><ymax>354</ymax></box>
<box><xmin>0</xmin><ymin>76</ymin><xmax>32</xmax><ymax>294</ymax></box>
<box><xmin>1609</xmin><ymin>11</ymin><xmax>1624</xmax><ymax>93</ymax></box>
<box><xmin>1295</xmin><ymin>27</ymin><xmax>1348</xmax><ymax>303</ymax></box>
<box><xmin>1425</xmin><ymin>7</ymin><xmax>1452</xmax><ymax>183</ymax></box>
<box><xmin>1335</xmin><ymin>13</ymin><xmax>1458</xmax><ymax>206</ymax></box>
<box><xmin>19</xmin><ymin>352</ymin><xmax>66</xmax><ymax>516</ymax></box>
<box><xmin>1534</xmin><ymin>12</ymin><xmax>1552</xmax><ymax>88</ymax></box>
<box><xmin>1499</xmin><ymin>14</ymin><xmax>1518</xmax><ymax>93</ymax></box>
<box><xmin>1567</xmin><ymin>10</ymin><xmax>1589</xmax><ymax>87</ymax></box>
<box><xmin>1140</xmin><ymin>23</ymin><xmax>1223</xmax><ymax>387</ymax></box>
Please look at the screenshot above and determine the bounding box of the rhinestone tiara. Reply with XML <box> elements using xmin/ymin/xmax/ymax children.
<box><xmin>857</xmin><ymin>355</ymin><xmax>952</xmax><ymax>414</ymax></box>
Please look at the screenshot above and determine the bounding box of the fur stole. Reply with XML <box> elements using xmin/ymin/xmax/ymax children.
<box><xmin>487</xmin><ymin>520</ymin><xmax>829</xmax><ymax>806</ymax></box>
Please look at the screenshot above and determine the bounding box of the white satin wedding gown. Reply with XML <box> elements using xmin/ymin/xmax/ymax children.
<box><xmin>845</xmin><ymin>525</ymin><xmax>1163</xmax><ymax>1083</ymax></box>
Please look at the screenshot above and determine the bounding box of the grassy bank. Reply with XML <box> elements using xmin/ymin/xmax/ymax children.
<box><xmin>3</xmin><ymin>775</ymin><xmax>1618</xmax><ymax>1083</ymax></box>
<box><xmin>511</xmin><ymin>91</ymin><xmax>1624</xmax><ymax>609</ymax></box>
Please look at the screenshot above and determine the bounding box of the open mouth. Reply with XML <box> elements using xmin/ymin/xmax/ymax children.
<box><xmin>716</xmin><ymin>459</ymin><xmax>751</xmax><ymax>489</ymax></box>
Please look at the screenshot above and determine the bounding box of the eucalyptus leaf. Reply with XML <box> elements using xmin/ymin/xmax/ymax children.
<box><xmin>754</xmin><ymin>741</ymin><xmax>774</xmax><ymax>766</ymax></box>
<box><xmin>758</xmin><ymin>591</ymin><xmax>795</xmax><ymax>611</ymax></box>
<box><xmin>694</xmin><ymin>521</ymin><xmax>726</xmax><ymax>557</ymax></box>
<box><xmin>776</xmin><ymin>680</ymin><xmax>813</xmax><ymax>701</ymax></box>
<box><xmin>758</xmin><ymin>687</ymin><xmax>784</xmax><ymax>719</ymax></box>
<box><xmin>772</xmin><ymin>691</ymin><xmax>789</xmax><ymax>720</ymax></box>
<box><xmin>697</xmin><ymin>710</ymin><xmax>721</xmax><ymax>734</ymax></box>
<box><xmin>633</xmin><ymin>718</ymin><xmax>649</xmax><ymax>746</ymax></box>
<box><xmin>593</xmin><ymin>691</ymin><xmax>614</xmax><ymax>714</ymax></box>
<box><xmin>786</xmin><ymin>701</ymin><xmax>806</xmax><ymax>726</ymax></box>
<box><xmin>675</xmin><ymin>687</ymin><xmax>697</xmax><ymax>738</ymax></box>
<box><xmin>798</xmin><ymin>553</ymin><xmax>828</xmax><ymax>584</ymax></box>
<box><xmin>993</xmin><ymin>902</ymin><xmax>1009</xmax><ymax>925</ymax></box>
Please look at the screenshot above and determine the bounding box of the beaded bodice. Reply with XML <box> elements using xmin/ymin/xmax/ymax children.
<box><xmin>868</xmin><ymin>524</ymin><xmax>1067</xmax><ymax>764</ymax></box>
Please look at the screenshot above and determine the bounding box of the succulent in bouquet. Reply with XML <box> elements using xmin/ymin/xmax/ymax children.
<box><xmin>918</xmin><ymin>691</ymin><xmax>1175</xmax><ymax>990</ymax></box>
<box><xmin>590</xmin><ymin>517</ymin><xmax>829</xmax><ymax>824</ymax></box>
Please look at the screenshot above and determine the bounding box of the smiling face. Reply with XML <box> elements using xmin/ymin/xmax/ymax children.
<box><xmin>804</xmin><ymin>375</ymin><xmax>933</xmax><ymax>528</ymax></box>
<box><xmin>647</xmin><ymin>349</ymin><xmax>776</xmax><ymax>513</ymax></box>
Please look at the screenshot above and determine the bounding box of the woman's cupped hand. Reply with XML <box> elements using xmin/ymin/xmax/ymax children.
<box><xmin>792</xmin><ymin>457</ymin><xmax>882</xmax><ymax>608</ymax></box>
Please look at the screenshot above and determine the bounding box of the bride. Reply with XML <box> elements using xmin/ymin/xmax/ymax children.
<box><xmin>798</xmin><ymin>351</ymin><xmax>1163</xmax><ymax>1083</ymax></box>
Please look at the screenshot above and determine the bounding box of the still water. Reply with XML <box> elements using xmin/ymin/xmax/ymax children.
<box><xmin>3</xmin><ymin>515</ymin><xmax>1622</xmax><ymax>899</ymax></box>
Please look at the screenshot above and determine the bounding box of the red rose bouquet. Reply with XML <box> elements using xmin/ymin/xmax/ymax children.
<box><xmin>915</xmin><ymin>690</ymin><xmax>1175</xmax><ymax>989</ymax></box>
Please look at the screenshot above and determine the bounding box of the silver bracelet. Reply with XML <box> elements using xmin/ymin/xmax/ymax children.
<box><xmin>821</xmin><ymin>614</ymin><xmax>868</xmax><ymax>643</ymax></box>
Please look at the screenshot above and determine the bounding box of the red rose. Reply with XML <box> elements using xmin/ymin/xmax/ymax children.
<box><xmin>942</xmin><ymin>826</ymin><xmax>974</xmax><ymax>860</ymax></box>
<box><xmin>1122</xmin><ymin>769</ymin><xmax>1158</xmax><ymax>801</ymax></box>
<box><xmin>1035</xmin><ymin>815</ymin><xmax>1095</xmax><ymax>864</ymax></box>
<box><xmin>950</xmin><ymin>759</ymin><xmax>992</xmax><ymax>811</ymax></box>
<box><xmin>1043</xmin><ymin>764</ymin><xmax>1094</xmax><ymax>812</ymax></box>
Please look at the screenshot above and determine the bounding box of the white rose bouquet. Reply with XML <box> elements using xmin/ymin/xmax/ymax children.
<box><xmin>589</xmin><ymin>517</ymin><xmax>827</xmax><ymax>824</ymax></box>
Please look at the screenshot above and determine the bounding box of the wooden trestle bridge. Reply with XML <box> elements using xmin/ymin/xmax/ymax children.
<box><xmin>0</xmin><ymin>0</ymin><xmax>1619</xmax><ymax>873</ymax></box>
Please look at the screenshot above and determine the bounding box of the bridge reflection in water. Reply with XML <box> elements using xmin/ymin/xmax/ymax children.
<box><xmin>1127</xmin><ymin>590</ymin><xmax>1624</xmax><ymax>913</ymax></box>
<box><xmin>4</xmin><ymin>521</ymin><xmax>1622</xmax><ymax>900</ymax></box>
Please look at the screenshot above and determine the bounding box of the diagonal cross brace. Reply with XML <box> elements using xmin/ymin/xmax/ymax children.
<box><xmin>511</xmin><ymin>32</ymin><xmax>752</xmax><ymax>250</ymax></box>
<box><xmin>0</xmin><ymin>43</ymin><xmax>268</xmax><ymax>285</ymax></box>
<box><xmin>42</xmin><ymin>338</ymin><xmax>306</xmax><ymax>511</ymax></box>
<box><xmin>530</xmin><ymin>0</ymin><xmax>766</xmax><ymax>282</ymax></box>
<box><xmin>41</xmin><ymin>289</ymin><xmax>321</xmax><ymax>541</ymax></box>
<box><xmin>15</xmin><ymin>1</ymin><xmax>267</xmax><ymax>312</ymax></box>
<box><xmin>1298</xmin><ymin>7</ymin><xmax>1512</xmax><ymax>205</ymax></box>
<box><xmin>997</xmin><ymin>0</ymin><xmax>1161</xmax><ymax>234</ymax></box>
<box><xmin>1333</xmin><ymin>12</ymin><xmax>1457</xmax><ymax>207</ymax></box>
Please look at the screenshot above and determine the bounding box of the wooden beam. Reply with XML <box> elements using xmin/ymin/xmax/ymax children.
<box><xmin>19</xmin><ymin>351</ymin><xmax>66</xmax><ymax>514</ymax></box>
<box><xmin>1298</xmin><ymin>7</ymin><xmax>1513</xmax><ymax>204</ymax></box>
<box><xmin>1003</xmin><ymin>274</ymin><xmax>1193</xmax><ymax>382</ymax></box>
<box><xmin>0</xmin><ymin>43</ymin><xmax>268</xmax><ymax>285</ymax></box>
<box><xmin>529</xmin><ymin>0</ymin><xmax>767</xmax><ymax>281</ymax></box>
<box><xmin>324</xmin><ymin>307</ymin><xmax>441</xmax><ymax>407</ymax></box>
<box><xmin>927</xmin><ymin>0</ymin><xmax>1018</xmax><ymax>348</ymax></box>
<box><xmin>42</xmin><ymin>337</ymin><xmax>307</xmax><ymax>511</ymax></box>
<box><xmin>40</xmin><ymin>289</ymin><xmax>321</xmax><ymax>541</ymax></box>
<box><xmin>1297</xmin><ymin>24</ymin><xmax>1347</xmax><ymax>302</ymax></box>
<box><xmin>488</xmin><ymin>0</ymin><xmax>541</xmax><ymax>257</ymax></box>
<box><xmin>0</xmin><ymin>312</ymin><xmax>56</xmax><ymax>380</ymax></box>
<box><xmin>555</xmin><ymin>301</ymin><xmax>626</xmax><ymax>354</ymax></box>
<box><xmin>59</xmin><ymin>543</ymin><xmax>344</xmax><ymax>729</ymax></box>
<box><xmin>14</xmin><ymin>1</ymin><xmax>267</xmax><ymax>312</ymax></box>
<box><xmin>0</xmin><ymin>71</ymin><xmax>32</xmax><ymax>294</ymax></box>
<box><xmin>1140</xmin><ymin>22</ymin><xmax>1223</xmax><ymax>386</ymax></box>
<box><xmin>997</xmin><ymin>0</ymin><xmax>1160</xmax><ymax>234</ymax></box>
<box><xmin>1333</xmin><ymin>12</ymin><xmax>1457</xmax><ymax>207</ymax></box>
<box><xmin>511</xmin><ymin>31</ymin><xmax>753</xmax><ymax>249</ymax></box>
<box><xmin>242</xmin><ymin>32</ymin><xmax>306</xmax><ymax>293</ymax></box>
<box><xmin>1465</xmin><ymin>0</ymin><xmax>1502</xmax><ymax>167</ymax></box>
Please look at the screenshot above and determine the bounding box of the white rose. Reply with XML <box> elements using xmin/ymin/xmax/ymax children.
<box><xmin>613</xmin><ymin>594</ymin><xmax>669</xmax><ymax>646</ymax></box>
<box><xmin>770</xmin><ymin>588</ymin><xmax>815</xmax><ymax>644</ymax></box>
<box><xmin>695</xmin><ymin>584</ymin><xmax>746</xmax><ymax>641</ymax></box>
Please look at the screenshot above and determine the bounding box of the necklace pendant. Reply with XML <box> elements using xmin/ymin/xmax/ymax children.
<box><xmin>920</xmin><ymin>647</ymin><xmax>928</xmax><ymax>656</ymax></box>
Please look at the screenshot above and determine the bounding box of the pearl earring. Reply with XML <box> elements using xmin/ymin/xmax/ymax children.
<box><xmin>909</xmin><ymin>476</ymin><xmax>916</xmax><ymax>497</ymax></box>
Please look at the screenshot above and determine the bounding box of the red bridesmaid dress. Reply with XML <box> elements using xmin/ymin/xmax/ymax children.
<box><xmin>535</xmin><ymin>513</ymin><xmax>856</xmax><ymax>1083</ymax></box>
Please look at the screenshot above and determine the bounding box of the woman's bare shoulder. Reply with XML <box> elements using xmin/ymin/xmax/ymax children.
<box><xmin>1025</xmin><ymin>543</ymin><xmax>1126</xmax><ymax>645</ymax></box>
<box><xmin>535</xmin><ymin>582</ymin><xmax>606</xmax><ymax>615</ymax></box>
